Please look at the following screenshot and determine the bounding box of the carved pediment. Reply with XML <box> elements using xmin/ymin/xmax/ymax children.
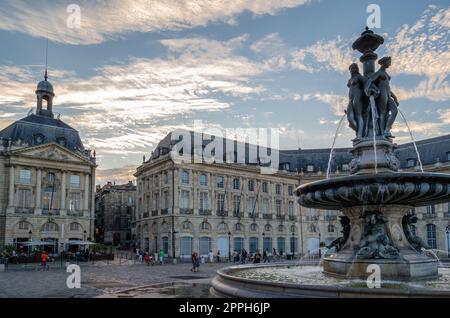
<box><xmin>12</xmin><ymin>143</ymin><xmax>89</xmax><ymax>164</ymax></box>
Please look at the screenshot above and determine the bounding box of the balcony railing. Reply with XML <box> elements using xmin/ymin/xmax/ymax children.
<box><xmin>199</xmin><ymin>209</ymin><xmax>212</xmax><ymax>216</ymax></box>
<box><xmin>276</xmin><ymin>214</ymin><xmax>286</xmax><ymax>220</ymax></box>
<box><xmin>233</xmin><ymin>212</ymin><xmax>244</xmax><ymax>218</ymax></box>
<box><xmin>289</xmin><ymin>215</ymin><xmax>297</xmax><ymax>221</ymax></box>
<box><xmin>423</xmin><ymin>213</ymin><xmax>436</xmax><ymax>219</ymax></box>
<box><xmin>15</xmin><ymin>208</ymin><xmax>33</xmax><ymax>214</ymax></box>
<box><xmin>42</xmin><ymin>209</ymin><xmax>61</xmax><ymax>216</ymax></box>
<box><xmin>263</xmin><ymin>213</ymin><xmax>273</xmax><ymax>220</ymax></box>
<box><xmin>216</xmin><ymin>210</ymin><xmax>228</xmax><ymax>217</ymax></box>
<box><xmin>180</xmin><ymin>208</ymin><xmax>194</xmax><ymax>215</ymax></box>
<box><xmin>325</xmin><ymin>215</ymin><xmax>337</xmax><ymax>221</ymax></box>
<box><xmin>152</xmin><ymin>210</ymin><xmax>158</xmax><ymax>216</ymax></box>
<box><xmin>249</xmin><ymin>213</ymin><xmax>259</xmax><ymax>219</ymax></box>
<box><xmin>306</xmin><ymin>215</ymin><xmax>319</xmax><ymax>221</ymax></box>
<box><xmin>143</xmin><ymin>212</ymin><xmax>149</xmax><ymax>218</ymax></box>
<box><xmin>161</xmin><ymin>208</ymin><xmax>169</xmax><ymax>215</ymax></box>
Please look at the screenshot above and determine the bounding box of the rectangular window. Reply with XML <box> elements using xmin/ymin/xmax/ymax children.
<box><xmin>164</xmin><ymin>172</ymin><xmax>169</xmax><ymax>184</ymax></box>
<box><xmin>70</xmin><ymin>175</ymin><xmax>80</xmax><ymax>188</ymax></box>
<box><xmin>43</xmin><ymin>189</ymin><xmax>58</xmax><ymax>210</ymax></box>
<box><xmin>427</xmin><ymin>205</ymin><xmax>435</xmax><ymax>215</ymax></box>
<box><xmin>154</xmin><ymin>175</ymin><xmax>159</xmax><ymax>187</ymax></box>
<box><xmin>19</xmin><ymin>170</ymin><xmax>31</xmax><ymax>184</ymax></box>
<box><xmin>275</xmin><ymin>184</ymin><xmax>281</xmax><ymax>195</ymax></box>
<box><xmin>276</xmin><ymin>199</ymin><xmax>282</xmax><ymax>216</ymax></box>
<box><xmin>262</xmin><ymin>182</ymin><xmax>268</xmax><ymax>193</ymax></box>
<box><xmin>18</xmin><ymin>189</ymin><xmax>31</xmax><ymax>208</ymax></box>
<box><xmin>199</xmin><ymin>174</ymin><xmax>208</xmax><ymax>186</ymax></box>
<box><xmin>217</xmin><ymin>193</ymin><xmax>225</xmax><ymax>212</ymax></box>
<box><xmin>216</xmin><ymin>176</ymin><xmax>224</xmax><ymax>188</ymax></box>
<box><xmin>262</xmin><ymin>198</ymin><xmax>269</xmax><ymax>214</ymax></box>
<box><xmin>249</xmin><ymin>237</ymin><xmax>259</xmax><ymax>254</ymax></box>
<box><xmin>181</xmin><ymin>171</ymin><xmax>189</xmax><ymax>184</ymax></box>
<box><xmin>233</xmin><ymin>195</ymin><xmax>241</xmax><ymax>213</ymax></box>
<box><xmin>69</xmin><ymin>192</ymin><xmax>81</xmax><ymax>212</ymax></box>
<box><xmin>164</xmin><ymin>191</ymin><xmax>169</xmax><ymax>209</ymax></box>
<box><xmin>234</xmin><ymin>237</ymin><xmax>244</xmax><ymax>253</ymax></box>
<box><xmin>288</xmin><ymin>185</ymin><xmax>293</xmax><ymax>196</ymax></box>
<box><xmin>288</xmin><ymin>201</ymin><xmax>294</xmax><ymax>216</ymax></box>
<box><xmin>277</xmin><ymin>238</ymin><xmax>285</xmax><ymax>254</ymax></box>
<box><xmin>248</xmin><ymin>179</ymin><xmax>254</xmax><ymax>192</ymax></box>
<box><xmin>180</xmin><ymin>190</ymin><xmax>190</xmax><ymax>209</ymax></box>
<box><xmin>199</xmin><ymin>192</ymin><xmax>208</xmax><ymax>210</ymax></box>
<box><xmin>153</xmin><ymin>193</ymin><xmax>159</xmax><ymax>211</ymax></box>
<box><xmin>233</xmin><ymin>178</ymin><xmax>240</xmax><ymax>190</ymax></box>
<box><xmin>248</xmin><ymin>197</ymin><xmax>255</xmax><ymax>214</ymax></box>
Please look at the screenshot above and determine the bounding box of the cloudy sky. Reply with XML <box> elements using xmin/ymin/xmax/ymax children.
<box><xmin>0</xmin><ymin>0</ymin><xmax>448</xmax><ymax>184</ymax></box>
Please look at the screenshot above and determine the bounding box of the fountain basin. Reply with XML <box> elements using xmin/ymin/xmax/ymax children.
<box><xmin>210</xmin><ymin>264</ymin><xmax>450</xmax><ymax>298</ymax></box>
<box><xmin>295</xmin><ymin>172</ymin><xmax>450</xmax><ymax>210</ymax></box>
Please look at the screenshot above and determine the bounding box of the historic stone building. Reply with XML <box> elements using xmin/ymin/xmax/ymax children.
<box><xmin>95</xmin><ymin>181</ymin><xmax>135</xmax><ymax>246</ymax></box>
<box><xmin>0</xmin><ymin>73</ymin><xmax>97</xmax><ymax>253</ymax></box>
<box><xmin>134</xmin><ymin>131</ymin><xmax>450</xmax><ymax>260</ymax></box>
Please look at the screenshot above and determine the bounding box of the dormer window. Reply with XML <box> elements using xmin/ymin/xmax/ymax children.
<box><xmin>56</xmin><ymin>137</ymin><xmax>66</xmax><ymax>147</ymax></box>
<box><xmin>407</xmin><ymin>159</ymin><xmax>416</xmax><ymax>168</ymax></box>
<box><xmin>34</xmin><ymin>134</ymin><xmax>45</xmax><ymax>145</ymax></box>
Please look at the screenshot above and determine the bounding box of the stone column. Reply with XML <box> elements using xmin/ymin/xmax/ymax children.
<box><xmin>84</xmin><ymin>174</ymin><xmax>90</xmax><ymax>215</ymax></box>
<box><xmin>60</xmin><ymin>171</ymin><xmax>66</xmax><ymax>216</ymax></box>
<box><xmin>34</xmin><ymin>169</ymin><xmax>42</xmax><ymax>215</ymax></box>
<box><xmin>7</xmin><ymin>165</ymin><xmax>15</xmax><ymax>213</ymax></box>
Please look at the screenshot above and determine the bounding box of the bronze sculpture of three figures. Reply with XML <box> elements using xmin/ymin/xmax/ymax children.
<box><xmin>346</xmin><ymin>56</ymin><xmax>399</xmax><ymax>141</ymax></box>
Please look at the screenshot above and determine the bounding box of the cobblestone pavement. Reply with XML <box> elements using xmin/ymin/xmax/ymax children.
<box><xmin>0</xmin><ymin>259</ymin><xmax>298</xmax><ymax>298</ymax></box>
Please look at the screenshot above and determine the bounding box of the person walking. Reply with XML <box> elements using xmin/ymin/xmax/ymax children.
<box><xmin>208</xmin><ymin>250</ymin><xmax>214</xmax><ymax>263</ymax></box>
<box><xmin>40</xmin><ymin>251</ymin><xmax>49</xmax><ymax>271</ymax></box>
<box><xmin>263</xmin><ymin>248</ymin><xmax>269</xmax><ymax>263</ymax></box>
<box><xmin>216</xmin><ymin>250</ymin><xmax>221</xmax><ymax>263</ymax></box>
<box><xmin>253</xmin><ymin>250</ymin><xmax>261</xmax><ymax>264</ymax></box>
<box><xmin>159</xmin><ymin>249</ymin><xmax>164</xmax><ymax>264</ymax></box>
<box><xmin>191</xmin><ymin>251</ymin><xmax>199</xmax><ymax>272</ymax></box>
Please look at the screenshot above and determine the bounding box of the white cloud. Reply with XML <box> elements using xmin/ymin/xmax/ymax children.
<box><xmin>0</xmin><ymin>35</ymin><xmax>272</xmax><ymax>160</ymax></box>
<box><xmin>0</xmin><ymin>0</ymin><xmax>312</xmax><ymax>45</ymax></box>
<box><xmin>290</xmin><ymin>36</ymin><xmax>353</xmax><ymax>73</ymax></box>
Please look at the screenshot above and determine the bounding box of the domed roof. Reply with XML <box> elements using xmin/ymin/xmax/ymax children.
<box><xmin>36</xmin><ymin>79</ymin><xmax>54</xmax><ymax>94</ymax></box>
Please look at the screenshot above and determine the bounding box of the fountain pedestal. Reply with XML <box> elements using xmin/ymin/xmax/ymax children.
<box><xmin>349</xmin><ymin>138</ymin><xmax>400</xmax><ymax>174</ymax></box>
<box><xmin>323</xmin><ymin>205</ymin><xmax>438</xmax><ymax>281</ymax></box>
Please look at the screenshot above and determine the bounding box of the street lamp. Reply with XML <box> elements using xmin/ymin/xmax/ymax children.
<box><xmin>446</xmin><ymin>227</ymin><xmax>450</xmax><ymax>258</ymax></box>
<box><xmin>228</xmin><ymin>231</ymin><xmax>231</xmax><ymax>262</ymax></box>
<box><xmin>318</xmin><ymin>230</ymin><xmax>322</xmax><ymax>259</ymax></box>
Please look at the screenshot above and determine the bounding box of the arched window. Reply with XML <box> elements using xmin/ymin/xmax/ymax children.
<box><xmin>235</xmin><ymin>223</ymin><xmax>244</xmax><ymax>232</ymax></box>
<box><xmin>427</xmin><ymin>224</ymin><xmax>437</xmax><ymax>249</ymax></box>
<box><xmin>250</xmin><ymin>223</ymin><xmax>258</xmax><ymax>232</ymax></box>
<box><xmin>200</xmin><ymin>222</ymin><xmax>211</xmax><ymax>231</ymax></box>
<box><xmin>327</xmin><ymin>224</ymin><xmax>335</xmax><ymax>233</ymax></box>
<box><xmin>69</xmin><ymin>222</ymin><xmax>82</xmax><ymax>231</ymax></box>
<box><xmin>42</xmin><ymin>222</ymin><xmax>58</xmax><ymax>232</ymax></box>
<box><xmin>264</xmin><ymin>224</ymin><xmax>272</xmax><ymax>232</ymax></box>
<box><xmin>182</xmin><ymin>221</ymin><xmax>192</xmax><ymax>231</ymax></box>
<box><xmin>18</xmin><ymin>221</ymin><xmax>30</xmax><ymax>230</ymax></box>
<box><xmin>290</xmin><ymin>225</ymin><xmax>297</xmax><ymax>233</ymax></box>
<box><xmin>278</xmin><ymin>224</ymin><xmax>284</xmax><ymax>232</ymax></box>
<box><xmin>218</xmin><ymin>222</ymin><xmax>228</xmax><ymax>232</ymax></box>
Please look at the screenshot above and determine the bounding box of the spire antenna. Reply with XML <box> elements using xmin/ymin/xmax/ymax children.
<box><xmin>44</xmin><ymin>34</ymin><xmax>48</xmax><ymax>81</ymax></box>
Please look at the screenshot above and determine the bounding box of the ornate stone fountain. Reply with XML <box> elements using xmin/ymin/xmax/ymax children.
<box><xmin>296</xmin><ymin>27</ymin><xmax>450</xmax><ymax>281</ymax></box>
<box><xmin>210</xmin><ymin>28</ymin><xmax>450</xmax><ymax>297</ymax></box>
